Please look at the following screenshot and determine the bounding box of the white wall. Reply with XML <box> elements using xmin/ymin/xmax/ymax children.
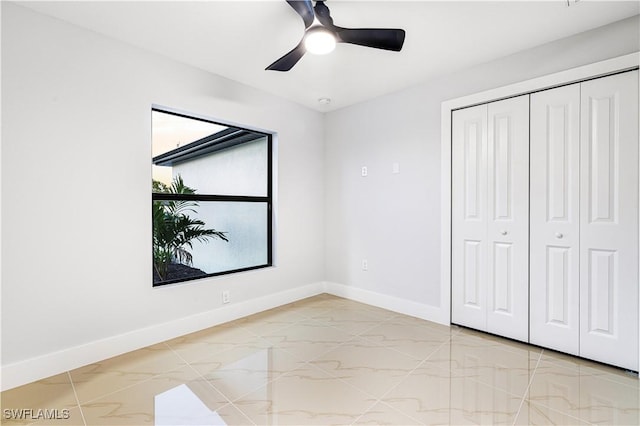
<box><xmin>1</xmin><ymin>3</ymin><xmax>325</xmax><ymax>388</ymax></box>
<box><xmin>324</xmin><ymin>16</ymin><xmax>640</xmax><ymax>321</ymax></box>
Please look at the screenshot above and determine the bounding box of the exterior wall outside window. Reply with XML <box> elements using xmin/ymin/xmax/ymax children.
<box><xmin>172</xmin><ymin>138</ymin><xmax>270</xmax><ymax>274</ymax></box>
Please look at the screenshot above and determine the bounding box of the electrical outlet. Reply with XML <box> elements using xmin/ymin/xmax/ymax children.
<box><xmin>362</xmin><ymin>259</ymin><xmax>368</xmax><ymax>271</ymax></box>
<box><xmin>222</xmin><ymin>290</ymin><xmax>230</xmax><ymax>304</ymax></box>
<box><xmin>361</xmin><ymin>166</ymin><xmax>368</xmax><ymax>177</ymax></box>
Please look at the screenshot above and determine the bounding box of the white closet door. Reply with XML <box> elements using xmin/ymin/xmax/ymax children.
<box><xmin>579</xmin><ymin>70</ymin><xmax>639</xmax><ymax>371</ymax></box>
<box><xmin>452</xmin><ymin>104</ymin><xmax>488</xmax><ymax>331</ymax></box>
<box><xmin>530</xmin><ymin>84</ymin><xmax>581</xmax><ymax>355</ymax></box>
<box><xmin>485</xmin><ymin>95</ymin><xmax>530</xmax><ymax>342</ymax></box>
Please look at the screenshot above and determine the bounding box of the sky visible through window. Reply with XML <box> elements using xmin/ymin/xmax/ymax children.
<box><xmin>152</xmin><ymin>110</ymin><xmax>228</xmax><ymax>186</ymax></box>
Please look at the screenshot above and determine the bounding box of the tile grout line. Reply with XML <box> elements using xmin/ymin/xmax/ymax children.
<box><xmin>74</xmin><ymin>345</ymin><xmax>190</xmax><ymax>407</ymax></box>
<box><xmin>354</xmin><ymin>331</ymin><xmax>459</xmax><ymax>426</ymax></box>
<box><xmin>164</xmin><ymin>340</ymin><xmax>261</xmax><ymax>426</ymax></box>
<box><xmin>538</xmin><ymin>356</ymin><xmax>640</xmax><ymax>391</ymax></box>
<box><xmin>163</xmin><ymin>332</ymin><xmax>272</xmax><ymax>366</ymax></box>
<box><xmin>66</xmin><ymin>371</ymin><xmax>87</xmax><ymax>426</ymax></box>
<box><xmin>225</xmin><ymin>360</ymin><xmax>323</xmax><ymax>424</ymax></box>
<box><xmin>181</xmin><ymin>363</ymin><xmax>253</xmax><ymax>423</ymax></box>
<box><xmin>227</xmin><ymin>311</ymin><xmax>393</xmax><ymax>425</ymax></box>
<box><xmin>184</xmin><ymin>333</ymin><xmax>324</xmax><ymax>420</ymax></box>
<box><xmin>300</xmin><ymin>361</ymin><xmax>382</xmax><ymax>424</ymax></box>
<box><xmin>368</xmin><ymin>327</ymin><xmax>534</xmax><ymax>426</ymax></box>
<box><xmin>183</xmin><ymin>341</ymin><xmax>282</xmax><ymax>426</ymax></box>
<box><xmin>163</xmin><ymin>340</ymin><xmax>197</xmax><ymax>366</ymax></box>
<box><xmin>511</xmin><ymin>348</ymin><xmax>543</xmax><ymax>425</ymax></box>
<box><xmin>352</xmin><ymin>317</ymin><xmax>457</xmax><ymax>362</ymax></box>
<box><xmin>164</xmin><ymin>340</ymin><xmax>262</xmax><ymax>425</ymax></box>
<box><xmin>517</xmin><ymin>350</ymin><xmax>600</xmax><ymax>426</ymax></box>
<box><xmin>172</xmin><ymin>311</ymin><xmax>379</xmax><ymax>424</ymax></box>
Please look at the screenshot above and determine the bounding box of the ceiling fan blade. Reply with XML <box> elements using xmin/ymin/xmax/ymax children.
<box><xmin>336</xmin><ymin>28</ymin><xmax>406</xmax><ymax>51</ymax></box>
<box><xmin>313</xmin><ymin>1</ymin><xmax>336</xmax><ymax>30</ymax></box>
<box><xmin>286</xmin><ymin>0</ymin><xmax>315</xmax><ymax>28</ymax></box>
<box><xmin>314</xmin><ymin>1</ymin><xmax>405</xmax><ymax>52</ymax></box>
<box><xmin>265</xmin><ymin>42</ymin><xmax>306</xmax><ymax>71</ymax></box>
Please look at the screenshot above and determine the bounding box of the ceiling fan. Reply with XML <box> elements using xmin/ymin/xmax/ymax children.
<box><xmin>266</xmin><ymin>0</ymin><xmax>406</xmax><ymax>71</ymax></box>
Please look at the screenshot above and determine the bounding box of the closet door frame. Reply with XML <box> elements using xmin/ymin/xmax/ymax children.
<box><xmin>440</xmin><ymin>53</ymin><xmax>640</xmax><ymax>371</ymax></box>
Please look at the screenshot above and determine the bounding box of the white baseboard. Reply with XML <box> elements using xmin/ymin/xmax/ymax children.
<box><xmin>323</xmin><ymin>281</ymin><xmax>450</xmax><ymax>326</ymax></box>
<box><xmin>1</xmin><ymin>282</ymin><xmax>324</xmax><ymax>391</ymax></box>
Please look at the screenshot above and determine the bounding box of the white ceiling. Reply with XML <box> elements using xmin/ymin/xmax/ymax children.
<box><xmin>17</xmin><ymin>1</ymin><xmax>640</xmax><ymax>112</ymax></box>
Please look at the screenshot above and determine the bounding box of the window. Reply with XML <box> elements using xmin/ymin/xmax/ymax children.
<box><xmin>152</xmin><ymin>108</ymin><xmax>273</xmax><ymax>286</ymax></box>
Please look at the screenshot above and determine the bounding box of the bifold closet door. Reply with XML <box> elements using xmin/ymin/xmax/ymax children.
<box><xmin>579</xmin><ymin>70</ymin><xmax>638</xmax><ymax>371</ymax></box>
<box><xmin>452</xmin><ymin>104</ymin><xmax>488</xmax><ymax>332</ymax></box>
<box><xmin>530</xmin><ymin>84</ymin><xmax>581</xmax><ymax>355</ymax></box>
<box><xmin>485</xmin><ymin>96</ymin><xmax>530</xmax><ymax>342</ymax></box>
<box><xmin>452</xmin><ymin>95</ymin><xmax>529</xmax><ymax>342</ymax></box>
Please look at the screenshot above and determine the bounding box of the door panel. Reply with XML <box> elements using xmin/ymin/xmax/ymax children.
<box><xmin>546</xmin><ymin>247</ymin><xmax>570</xmax><ymax>323</ymax></box>
<box><xmin>588</xmin><ymin>96</ymin><xmax>616</xmax><ymax>223</ymax></box>
<box><xmin>463</xmin><ymin>240</ymin><xmax>482</xmax><ymax>307</ymax></box>
<box><xmin>587</xmin><ymin>249</ymin><xmax>616</xmax><ymax>335</ymax></box>
<box><xmin>579</xmin><ymin>71</ymin><xmax>638</xmax><ymax>370</ymax></box>
<box><xmin>486</xmin><ymin>95</ymin><xmax>530</xmax><ymax>342</ymax></box>
<box><xmin>492</xmin><ymin>242</ymin><xmax>513</xmax><ymax>313</ymax></box>
<box><xmin>530</xmin><ymin>84</ymin><xmax>580</xmax><ymax>355</ymax></box>
<box><xmin>452</xmin><ymin>105</ymin><xmax>488</xmax><ymax>331</ymax></box>
<box><xmin>493</xmin><ymin>115</ymin><xmax>513</xmax><ymax>220</ymax></box>
<box><xmin>464</xmin><ymin>121</ymin><xmax>482</xmax><ymax>220</ymax></box>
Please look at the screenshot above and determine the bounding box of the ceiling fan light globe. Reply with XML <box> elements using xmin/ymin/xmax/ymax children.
<box><xmin>304</xmin><ymin>28</ymin><xmax>336</xmax><ymax>55</ymax></box>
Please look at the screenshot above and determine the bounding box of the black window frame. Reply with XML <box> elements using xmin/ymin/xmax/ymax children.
<box><xmin>151</xmin><ymin>108</ymin><xmax>273</xmax><ymax>287</ymax></box>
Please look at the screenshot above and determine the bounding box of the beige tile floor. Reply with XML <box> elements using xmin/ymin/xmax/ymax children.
<box><xmin>2</xmin><ymin>294</ymin><xmax>639</xmax><ymax>425</ymax></box>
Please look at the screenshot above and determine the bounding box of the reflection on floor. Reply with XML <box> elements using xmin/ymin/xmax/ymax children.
<box><xmin>2</xmin><ymin>294</ymin><xmax>639</xmax><ymax>425</ymax></box>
